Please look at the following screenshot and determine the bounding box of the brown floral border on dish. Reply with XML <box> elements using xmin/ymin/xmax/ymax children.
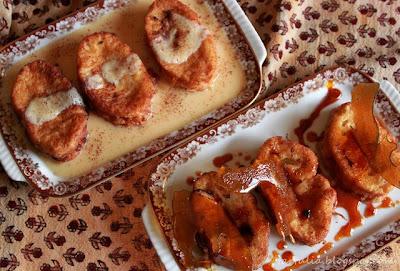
<box><xmin>0</xmin><ymin>0</ymin><xmax>262</xmax><ymax>196</ymax></box>
<box><xmin>148</xmin><ymin>67</ymin><xmax>400</xmax><ymax>270</ymax></box>
<box><xmin>313</xmin><ymin>220</ymin><xmax>400</xmax><ymax>271</ymax></box>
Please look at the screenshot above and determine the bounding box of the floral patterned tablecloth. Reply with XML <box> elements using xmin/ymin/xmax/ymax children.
<box><xmin>0</xmin><ymin>0</ymin><xmax>400</xmax><ymax>270</ymax></box>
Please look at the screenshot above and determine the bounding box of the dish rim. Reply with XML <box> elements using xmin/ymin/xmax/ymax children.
<box><xmin>147</xmin><ymin>66</ymin><xmax>400</xmax><ymax>271</ymax></box>
<box><xmin>0</xmin><ymin>0</ymin><xmax>267</xmax><ymax>196</ymax></box>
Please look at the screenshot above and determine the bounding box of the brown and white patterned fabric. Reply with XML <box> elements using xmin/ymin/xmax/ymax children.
<box><xmin>0</xmin><ymin>0</ymin><xmax>399</xmax><ymax>270</ymax></box>
<box><xmin>0</xmin><ymin>160</ymin><xmax>163</xmax><ymax>271</ymax></box>
<box><xmin>0</xmin><ymin>0</ymin><xmax>11</xmax><ymax>41</ymax></box>
<box><xmin>0</xmin><ymin>0</ymin><xmax>95</xmax><ymax>45</ymax></box>
<box><xmin>241</xmin><ymin>0</ymin><xmax>400</xmax><ymax>93</ymax></box>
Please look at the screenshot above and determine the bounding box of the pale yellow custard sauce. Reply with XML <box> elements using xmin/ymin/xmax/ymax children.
<box><xmin>1</xmin><ymin>0</ymin><xmax>247</xmax><ymax>178</ymax></box>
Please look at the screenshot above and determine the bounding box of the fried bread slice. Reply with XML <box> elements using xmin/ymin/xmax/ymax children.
<box><xmin>11</xmin><ymin>60</ymin><xmax>88</xmax><ymax>161</ymax></box>
<box><xmin>145</xmin><ymin>0</ymin><xmax>216</xmax><ymax>91</ymax></box>
<box><xmin>256</xmin><ymin>136</ymin><xmax>337</xmax><ymax>245</ymax></box>
<box><xmin>192</xmin><ymin>171</ymin><xmax>270</xmax><ymax>269</ymax></box>
<box><xmin>191</xmin><ymin>191</ymin><xmax>252</xmax><ymax>270</ymax></box>
<box><xmin>321</xmin><ymin>103</ymin><xmax>392</xmax><ymax>200</ymax></box>
<box><xmin>77</xmin><ymin>32</ymin><xmax>155</xmax><ymax>126</ymax></box>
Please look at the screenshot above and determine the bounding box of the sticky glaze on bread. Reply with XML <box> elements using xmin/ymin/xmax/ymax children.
<box><xmin>256</xmin><ymin>136</ymin><xmax>337</xmax><ymax>245</ymax></box>
<box><xmin>321</xmin><ymin>103</ymin><xmax>393</xmax><ymax>200</ymax></box>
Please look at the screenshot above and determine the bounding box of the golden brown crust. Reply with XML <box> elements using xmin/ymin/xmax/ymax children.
<box><xmin>256</xmin><ymin>136</ymin><xmax>337</xmax><ymax>246</ymax></box>
<box><xmin>191</xmin><ymin>191</ymin><xmax>252</xmax><ymax>270</ymax></box>
<box><xmin>11</xmin><ymin>60</ymin><xmax>88</xmax><ymax>161</ymax></box>
<box><xmin>145</xmin><ymin>0</ymin><xmax>216</xmax><ymax>91</ymax></box>
<box><xmin>77</xmin><ymin>32</ymin><xmax>155</xmax><ymax>126</ymax></box>
<box><xmin>193</xmin><ymin>171</ymin><xmax>270</xmax><ymax>269</ymax></box>
<box><xmin>321</xmin><ymin>102</ymin><xmax>392</xmax><ymax>200</ymax></box>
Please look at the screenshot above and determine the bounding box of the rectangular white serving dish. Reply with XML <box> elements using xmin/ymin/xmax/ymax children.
<box><xmin>145</xmin><ymin>67</ymin><xmax>400</xmax><ymax>271</ymax></box>
<box><xmin>0</xmin><ymin>0</ymin><xmax>266</xmax><ymax>196</ymax></box>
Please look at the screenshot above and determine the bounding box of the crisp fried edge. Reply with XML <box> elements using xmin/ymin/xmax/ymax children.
<box><xmin>322</xmin><ymin>103</ymin><xmax>392</xmax><ymax>200</ymax></box>
<box><xmin>11</xmin><ymin>60</ymin><xmax>88</xmax><ymax>161</ymax></box>
<box><xmin>144</xmin><ymin>0</ymin><xmax>216</xmax><ymax>91</ymax></box>
<box><xmin>77</xmin><ymin>32</ymin><xmax>156</xmax><ymax>126</ymax></box>
<box><xmin>256</xmin><ymin>136</ymin><xmax>337</xmax><ymax>245</ymax></box>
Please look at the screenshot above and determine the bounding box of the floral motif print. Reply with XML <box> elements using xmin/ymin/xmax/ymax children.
<box><xmin>0</xmin><ymin>0</ymin><xmax>260</xmax><ymax>196</ymax></box>
<box><xmin>1</xmin><ymin>0</ymin><xmax>400</xmax><ymax>271</ymax></box>
<box><xmin>149</xmin><ymin>67</ymin><xmax>400</xmax><ymax>271</ymax></box>
<box><xmin>0</xmin><ymin>160</ymin><xmax>163</xmax><ymax>271</ymax></box>
<box><xmin>239</xmin><ymin>0</ymin><xmax>400</xmax><ymax>95</ymax></box>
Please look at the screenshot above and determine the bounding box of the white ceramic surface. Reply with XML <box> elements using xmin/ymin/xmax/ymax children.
<box><xmin>146</xmin><ymin>67</ymin><xmax>400</xmax><ymax>271</ymax></box>
<box><xmin>223</xmin><ymin>0</ymin><xmax>266</xmax><ymax>65</ymax></box>
<box><xmin>0</xmin><ymin>0</ymin><xmax>266</xmax><ymax>194</ymax></box>
<box><xmin>0</xmin><ymin>135</ymin><xmax>25</xmax><ymax>182</ymax></box>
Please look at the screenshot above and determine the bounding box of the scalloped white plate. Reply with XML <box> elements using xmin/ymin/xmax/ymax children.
<box><xmin>0</xmin><ymin>0</ymin><xmax>266</xmax><ymax>195</ymax></box>
<box><xmin>145</xmin><ymin>67</ymin><xmax>400</xmax><ymax>271</ymax></box>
